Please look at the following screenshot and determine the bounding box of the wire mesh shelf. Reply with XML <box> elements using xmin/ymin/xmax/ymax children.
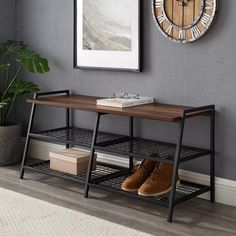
<box><xmin>30</xmin><ymin>127</ymin><xmax>210</xmax><ymax>163</ymax></box>
<box><xmin>94</xmin><ymin>173</ymin><xmax>210</xmax><ymax>206</ymax></box>
<box><xmin>30</xmin><ymin>127</ymin><xmax>126</xmax><ymax>148</ymax></box>
<box><xmin>25</xmin><ymin>160</ymin><xmax>210</xmax><ymax>207</ymax></box>
<box><xmin>96</xmin><ymin>138</ymin><xmax>211</xmax><ymax>163</ymax></box>
<box><xmin>24</xmin><ymin>161</ymin><xmax>129</xmax><ymax>184</ymax></box>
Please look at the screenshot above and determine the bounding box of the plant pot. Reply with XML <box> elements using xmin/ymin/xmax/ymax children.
<box><xmin>0</xmin><ymin>122</ymin><xmax>22</xmax><ymax>166</ymax></box>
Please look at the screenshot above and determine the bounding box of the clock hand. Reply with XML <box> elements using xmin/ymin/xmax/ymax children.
<box><xmin>176</xmin><ymin>0</ymin><xmax>188</xmax><ymax>7</ymax></box>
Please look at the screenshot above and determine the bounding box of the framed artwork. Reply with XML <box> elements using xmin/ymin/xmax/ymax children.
<box><xmin>74</xmin><ymin>0</ymin><xmax>141</xmax><ymax>72</ymax></box>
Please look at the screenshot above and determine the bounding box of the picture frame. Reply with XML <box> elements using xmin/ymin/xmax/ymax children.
<box><xmin>74</xmin><ymin>0</ymin><xmax>141</xmax><ymax>72</ymax></box>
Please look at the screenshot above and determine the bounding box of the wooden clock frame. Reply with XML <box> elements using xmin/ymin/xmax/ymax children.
<box><xmin>152</xmin><ymin>0</ymin><xmax>218</xmax><ymax>43</ymax></box>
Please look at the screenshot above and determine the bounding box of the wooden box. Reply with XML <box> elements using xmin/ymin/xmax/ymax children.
<box><xmin>50</xmin><ymin>148</ymin><xmax>96</xmax><ymax>175</ymax></box>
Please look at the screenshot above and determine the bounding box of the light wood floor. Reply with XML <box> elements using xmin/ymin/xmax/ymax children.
<box><xmin>0</xmin><ymin>163</ymin><xmax>236</xmax><ymax>236</ymax></box>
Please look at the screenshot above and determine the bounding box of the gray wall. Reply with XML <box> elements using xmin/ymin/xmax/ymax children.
<box><xmin>0</xmin><ymin>0</ymin><xmax>16</xmax><ymax>121</ymax></box>
<box><xmin>15</xmin><ymin>0</ymin><xmax>236</xmax><ymax>181</ymax></box>
<box><xmin>0</xmin><ymin>0</ymin><xmax>15</xmax><ymax>40</ymax></box>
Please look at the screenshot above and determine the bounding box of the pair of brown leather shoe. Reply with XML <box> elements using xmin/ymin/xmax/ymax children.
<box><xmin>121</xmin><ymin>160</ymin><xmax>180</xmax><ymax>196</ymax></box>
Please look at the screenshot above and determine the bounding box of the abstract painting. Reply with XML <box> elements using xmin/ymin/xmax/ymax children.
<box><xmin>74</xmin><ymin>0</ymin><xmax>140</xmax><ymax>71</ymax></box>
<box><xmin>83</xmin><ymin>0</ymin><xmax>132</xmax><ymax>52</ymax></box>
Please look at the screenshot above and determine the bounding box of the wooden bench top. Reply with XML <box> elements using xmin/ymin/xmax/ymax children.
<box><xmin>27</xmin><ymin>94</ymin><xmax>205</xmax><ymax>122</ymax></box>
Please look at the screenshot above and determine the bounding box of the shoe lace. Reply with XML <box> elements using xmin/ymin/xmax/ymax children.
<box><xmin>132</xmin><ymin>160</ymin><xmax>145</xmax><ymax>173</ymax></box>
<box><xmin>150</xmin><ymin>164</ymin><xmax>161</xmax><ymax>177</ymax></box>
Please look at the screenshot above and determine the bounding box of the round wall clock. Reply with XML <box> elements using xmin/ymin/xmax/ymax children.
<box><xmin>153</xmin><ymin>0</ymin><xmax>217</xmax><ymax>43</ymax></box>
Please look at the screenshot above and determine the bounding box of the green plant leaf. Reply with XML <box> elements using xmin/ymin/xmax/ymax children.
<box><xmin>0</xmin><ymin>64</ymin><xmax>10</xmax><ymax>70</ymax></box>
<box><xmin>8</xmin><ymin>80</ymin><xmax>40</xmax><ymax>97</ymax></box>
<box><xmin>0</xmin><ymin>40</ymin><xmax>50</xmax><ymax>74</ymax></box>
<box><xmin>0</xmin><ymin>40</ymin><xmax>27</xmax><ymax>56</ymax></box>
<box><xmin>18</xmin><ymin>49</ymin><xmax>50</xmax><ymax>73</ymax></box>
<box><xmin>0</xmin><ymin>40</ymin><xmax>49</xmax><ymax>125</ymax></box>
<box><xmin>0</xmin><ymin>102</ymin><xmax>7</xmax><ymax>108</ymax></box>
<box><xmin>0</xmin><ymin>97</ymin><xmax>13</xmax><ymax>104</ymax></box>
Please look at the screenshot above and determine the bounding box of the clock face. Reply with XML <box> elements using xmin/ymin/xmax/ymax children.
<box><xmin>153</xmin><ymin>0</ymin><xmax>217</xmax><ymax>43</ymax></box>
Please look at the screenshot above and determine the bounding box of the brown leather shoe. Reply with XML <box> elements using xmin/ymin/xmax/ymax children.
<box><xmin>121</xmin><ymin>160</ymin><xmax>158</xmax><ymax>192</ymax></box>
<box><xmin>138</xmin><ymin>162</ymin><xmax>180</xmax><ymax>197</ymax></box>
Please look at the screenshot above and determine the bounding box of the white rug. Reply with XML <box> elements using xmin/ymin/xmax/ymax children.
<box><xmin>0</xmin><ymin>187</ymin><xmax>151</xmax><ymax>236</ymax></box>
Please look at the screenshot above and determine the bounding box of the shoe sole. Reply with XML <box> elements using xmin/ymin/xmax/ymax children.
<box><xmin>121</xmin><ymin>187</ymin><xmax>139</xmax><ymax>192</ymax></box>
<box><xmin>138</xmin><ymin>180</ymin><xmax>181</xmax><ymax>197</ymax></box>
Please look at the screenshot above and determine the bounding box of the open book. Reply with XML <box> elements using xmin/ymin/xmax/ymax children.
<box><xmin>97</xmin><ymin>94</ymin><xmax>154</xmax><ymax>108</ymax></box>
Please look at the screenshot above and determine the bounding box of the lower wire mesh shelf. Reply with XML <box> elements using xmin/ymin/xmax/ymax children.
<box><xmin>24</xmin><ymin>161</ymin><xmax>210</xmax><ymax>206</ymax></box>
<box><xmin>24</xmin><ymin>161</ymin><xmax>129</xmax><ymax>184</ymax></box>
<box><xmin>93</xmin><ymin>173</ymin><xmax>211</xmax><ymax>206</ymax></box>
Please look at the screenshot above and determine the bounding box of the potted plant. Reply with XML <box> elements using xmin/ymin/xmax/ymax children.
<box><xmin>0</xmin><ymin>40</ymin><xmax>49</xmax><ymax>165</ymax></box>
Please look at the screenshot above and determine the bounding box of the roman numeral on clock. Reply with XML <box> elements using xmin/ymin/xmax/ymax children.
<box><xmin>205</xmin><ymin>0</ymin><xmax>214</xmax><ymax>10</ymax></box>
<box><xmin>191</xmin><ymin>26</ymin><xmax>201</xmax><ymax>39</ymax></box>
<box><xmin>179</xmin><ymin>29</ymin><xmax>186</xmax><ymax>40</ymax></box>
<box><xmin>155</xmin><ymin>0</ymin><xmax>162</xmax><ymax>8</ymax></box>
<box><xmin>166</xmin><ymin>25</ymin><xmax>173</xmax><ymax>35</ymax></box>
<box><xmin>157</xmin><ymin>14</ymin><xmax>166</xmax><ymax>24</ymax></box>
<box><xmin>200</xmin><ymin>13</ymin><xmax>212</xmax><ymax>27</ymax></box>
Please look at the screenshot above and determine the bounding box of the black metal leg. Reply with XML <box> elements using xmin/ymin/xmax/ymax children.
<box><xmin>20</xmin><ymin>99</ymin><xmax>37</xmax><ymax>179</ymax></box>
<box><xmin>210</xmin><ymin>107</ymin><xmax>215</xmax><ymax>202</ymax></box>
<box><xmin>84</xmin><ymin>113</ymin><xmax>101</xmax><ymax>198</ymax></box>
<box><xmin>129</xmin><ymin>117</ymin><xmax>134</xmax><ymax>170</ymax></box>
<box><xmin>167</xmin><ymin>118</ymin><xmax>185</xmax><ymax>222</ymax></box>
<box><xmin>66</xmin><ymin>108</ymin><xmax>70</xmax><ymax>149</ymax></box>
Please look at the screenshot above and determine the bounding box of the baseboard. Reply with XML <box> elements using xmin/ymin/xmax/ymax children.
<box><xmin>26</xmin><ymin>139</ymin><xmax>236</xmax><ymax>207</ymax></box>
